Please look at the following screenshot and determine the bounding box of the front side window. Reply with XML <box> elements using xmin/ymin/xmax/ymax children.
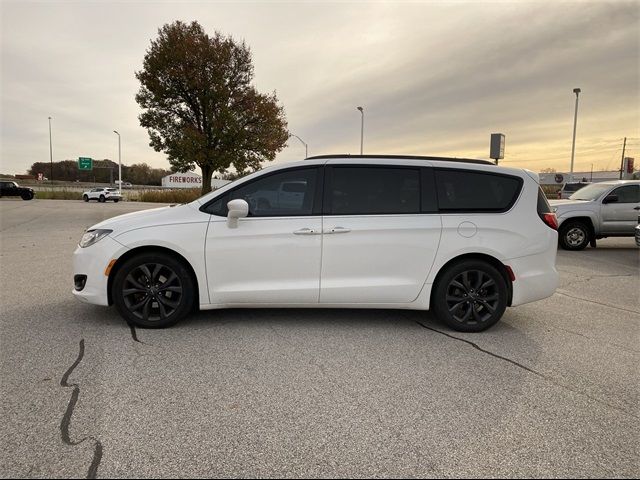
<box><xmin>209</xmin><ymin>168</ymin><xmax>318</xmax><ymax>217</ymax></box>
<box><xmin>435</xmin><ymin>169</ymin><xmax>522</xmax><ymax>212</ymax></box>
<box><xmin>609</xmin><ymin>185</ymin><xmax>639</xmax><ymax>203</ymax></box>
<box><xmin>327</xmin><ymin>167</ymin><xmax>420</xmax><ymax>215</ymax></box>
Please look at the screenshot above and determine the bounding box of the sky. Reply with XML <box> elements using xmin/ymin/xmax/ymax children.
<box><xmin>1</xmin><ymin>0</ymin><xmax>639</xmax><ymax>176</ymax></box>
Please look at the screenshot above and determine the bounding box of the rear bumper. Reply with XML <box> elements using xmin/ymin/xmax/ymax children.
<box><xmin>508</xmin><ymin>241</ymin><xmax>559</xmax><ymax>307</ymax></box>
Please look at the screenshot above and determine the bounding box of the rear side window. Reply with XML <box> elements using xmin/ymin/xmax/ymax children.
<box><xmin>327</xmin><ymin>167</ymin><xmax>420</xmax><ymax>215</ymax></box>
<box><xmin>435</xmin><ymin>169</ymin><xmax>522</xmax><ymax>212</ymax></box>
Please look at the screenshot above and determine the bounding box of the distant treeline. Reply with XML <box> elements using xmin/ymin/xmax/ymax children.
<box><xmin>28</xmin><ymin>160</ymin><xmax>171</xmax><ymax>185</ymax></box>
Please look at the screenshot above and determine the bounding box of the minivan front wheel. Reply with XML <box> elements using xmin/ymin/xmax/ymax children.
<box><xmin>432</xmin><ymin>260</ymin><xmax>508</xmax><ymax>332</ymax></box>
<box><xmin>112</xmin><ymin>252</ymin><xmax>195</xmax><ymax>328</ymax></box>
<box><xmin>559</xmin><ymin>221</ymin><xmax>590</xmax><ymax>250</ymax></box>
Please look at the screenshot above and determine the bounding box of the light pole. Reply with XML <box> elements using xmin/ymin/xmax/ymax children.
<box><xmin>48</xmin><ymin>117</ymin><xmax>53</xmax><ymax>185</ymax></box>
<box><xmin>569</xmin><ymin>88</ymin><xmax>581</xmax><ymax>181</ymax></box>
<box><xmin>357</xmin><ymin>106</ymin><xmax>364</xmax><ymax>155</ymax></box>
<box><xmin>113</xmin><ymin>130</ymin><xmax>121</xmax><ymax>192</ymax></box>
<box><xmin>290</xmin><ymin>134</ymin><xmax>308</xmax><ymax>158</ymax></box>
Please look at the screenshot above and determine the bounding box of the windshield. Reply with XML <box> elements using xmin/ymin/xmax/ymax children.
<box><xmin>569</xmin><ymin>183</ymin><xmax>611</xmax><ymax>201</ymax></box>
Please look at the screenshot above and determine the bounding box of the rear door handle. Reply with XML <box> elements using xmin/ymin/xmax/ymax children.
<box><xmin>326</xmin><ymin>226</ymin><xmax>351</xmax><ymax>234</ymax></box>
<box><xmin>293</xmin><ymin>228</ymin><xmax>320</xmax><ymax>235</ymax></box>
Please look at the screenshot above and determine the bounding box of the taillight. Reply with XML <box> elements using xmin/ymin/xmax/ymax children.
<box><xmin>542</xmin><ymin>212</ymin><xmax>558</xmax><ymax>230</ymax></box>
<box><xmin>557</xmin><ymin>191</ymin><xmax>561</xmax><ymax>199</ymax></box>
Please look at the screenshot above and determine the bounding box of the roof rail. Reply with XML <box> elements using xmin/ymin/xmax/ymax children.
<box><xmin>304</xmin><ymin>154</ymin><xmax>494</xmax><ymax>165</ymax></box>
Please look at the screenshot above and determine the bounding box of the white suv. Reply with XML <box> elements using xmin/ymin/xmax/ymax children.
<box><xmin>82</xmin><ymin>187</ymin><xmax>122</xmax><ymax>203</ymax></box>
<box><xmin>72</xmin><ymin>155</ymin><xmax>559</xmax><ymax>332</ymax></box>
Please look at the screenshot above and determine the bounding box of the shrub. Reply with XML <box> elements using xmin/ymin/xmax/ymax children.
<box><xmin>136</xmin><ymin>188</ymin><xmax>203</xmax><ymax>203</ymax></box>
<box><xmin>541</xmin><ymin>184</ymin><xmax>561</xmax><ymax>199</ymax></box>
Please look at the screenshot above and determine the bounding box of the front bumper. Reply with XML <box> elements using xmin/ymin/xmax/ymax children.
<box><xmin>72</xmin><ymin>236</ymin><xmax>128</xmax><ymax>306</ymax></box>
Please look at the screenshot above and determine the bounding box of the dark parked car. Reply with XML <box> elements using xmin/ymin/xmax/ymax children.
<box><xmin>557</xmin><ymin>181</ymin><xmax>591</xmax><ymax>199</ymax></box>
<box><xmin>0</xmin><ymin>180</ymin><xmax>34</xmax><ymax>200</ymax></box>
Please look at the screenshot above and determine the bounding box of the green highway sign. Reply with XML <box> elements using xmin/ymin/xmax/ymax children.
<box><xmin>78</xmin><ymin>157</ymin><xmax>93</xmax><ymax>170</ymax></box>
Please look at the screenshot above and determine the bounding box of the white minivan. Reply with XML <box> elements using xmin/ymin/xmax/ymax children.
<box><xmin>72</xmin><ymin>155</ymin><xmax>559</xmax><ymax>332</ymax></box>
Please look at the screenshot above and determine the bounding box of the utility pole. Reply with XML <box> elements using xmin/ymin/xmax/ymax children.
<box><xmin>48</xmin><ymin>117</ymin><xmax>53</xmax><ymax>185</ymax></box>
<box><xmin>290</xmin><ymin>134</ymin><xmax>308</xmax><ymax>158</ymax></box>
<box><xmin>113</xmin><ymin>131</ymin><xmax>122</xmax><ymax>192</ymax></box>
<box><xmin>357</xmin><ymin>106</ymin><xmax>364</xmax><ymax>155</ymax></box>
<box><xmin>570</xmin><ymin>88</ymin><xmax>581</xmax><ymax>182</ymax></box>
<box><xmin>619</xmin><ymin>137</ymin><xmax>627</xmax><ymax>179</ymax></box>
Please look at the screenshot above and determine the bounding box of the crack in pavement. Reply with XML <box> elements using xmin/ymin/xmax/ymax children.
<box><xmin>60</xmin><ymin>339</ymin><xmax>103</xmax><ymax>479</ymax></box>
<box><xmin>127</xmin><ymin>323</ymin><xmax>144</xmax><ymax>344</ymax></box>
<box><xmin>558</xmin><ymin>273</ymin><xmax>636</xmax><ymax>289</ymax></box>
<box><xmin>415</xmin><ymin>320</ymin><xmax>543</xmax><ymax>376</ymax></box>
<box><xmin>556</xmin><ymin>290</ymin><xmax>640</xmax><ymax>316</ymax></box>
<box><xmin>414</xmin><ymin>321</ymin><xmax>639</xmax><ymax>420</ymax></box>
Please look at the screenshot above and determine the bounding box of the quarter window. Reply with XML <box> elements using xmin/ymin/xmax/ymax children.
<box><xmin>435</xmin><ymin>169</ymin><xmax>522</xmax><ymax>212</ymax></box>
<box><xmin>328</xmin><ymin>167</ymin><xmax>420</xmax><ymax>215</ymax></box>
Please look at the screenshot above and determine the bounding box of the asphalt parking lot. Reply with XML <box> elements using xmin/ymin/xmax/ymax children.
<box><xmin>1</xmin><ymin>199</ymin><xmax>638</xmax><ymax>478</ymax></box>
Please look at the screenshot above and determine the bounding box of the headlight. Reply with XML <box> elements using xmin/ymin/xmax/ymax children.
<box><xmin>79</xmin><ymin>229</ymin><xmax>113</xmax><ymax>248</ymax></box>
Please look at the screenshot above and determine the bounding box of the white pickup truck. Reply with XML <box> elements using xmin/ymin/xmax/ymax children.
<box><xmin>550</xmin><ymin>180</ymin><xmax>640</xmax><ymax>250</ymax></box>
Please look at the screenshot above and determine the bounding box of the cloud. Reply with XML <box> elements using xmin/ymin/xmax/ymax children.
<box><xmin>1</xmin><ymin>0</ymin><xmax>638</xmax><ymax>175</ymax></box>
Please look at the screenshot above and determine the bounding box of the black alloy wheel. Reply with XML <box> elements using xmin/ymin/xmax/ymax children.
<box><xmin>83</xmin><ymin>195</ymin><xmax>89</xmax><ymax>202</ymax></box>
<box><xmin>99</xmin><ymin>195</ymin><xmax>106</xmax><ymax>203</ymax></box>
<box><xmin>432</xmin><ymin>260</ymin><xmax>508</xmax><ymax>332</ymax></box>
<box><xmin>113</xmin><ymin>253</ymin><xmax>195</xmax><ymax>328</ymax></box>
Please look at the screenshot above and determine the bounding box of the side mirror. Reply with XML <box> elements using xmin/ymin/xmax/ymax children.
<box><xmin>227</xmin><ymin>199</ymin><xmax>249</xmax><ymax>228</ymax></box>
<box><xmin>603</xmin><ymin>194</ymin><xmax>619</xmax><ymax>204</ymax></box>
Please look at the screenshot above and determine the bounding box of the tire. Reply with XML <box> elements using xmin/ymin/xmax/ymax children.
<box><xmin>83</xmin><ymin>195</ymin><xmax>89</xmax><ymax>202</ymax></box>
<box><xmin>559</xmin><ymin>220</ymin><xmax>590</xmax><ymax>251</ymax></box>
<box><xmin>113</xmin><ymin>199</ymin><xmax>119</xmax><ymax>203</ymax></box>
<box><xmin>432</xmin><ymin>260</ymin><xmax>508</xmax><ymax>333</ymax></box>
<box><xmin>99</xmin><ymin>195</ymin><xmax>105</xmax><ymax>203</ymax></box>
<box><xmin>21</xmin><ymin>192</ymin><xmax>33</xmax><ymax>200</ymax></box>
<box><xmin>112</xmin><ymin>252</ymin><xmax>195</xmax><ymax>328</ymax></box>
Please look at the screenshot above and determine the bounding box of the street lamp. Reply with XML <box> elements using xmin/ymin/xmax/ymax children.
<box><xmin>48</xmin><ymin>117</ymin><xmax>53</xmax><ymax>185</ymax></box>
<box><xmin>357</xmin><ymin>106</ymin><xmax>364</xmax><ymax>155</ymax></box>
<box><xmin>290</xmin><ymin>134</ymin><xmax>308</xmax><ymax>158</ymax></box>
<box><xmin>113</xmin><ymin>130</ymin><xmax>121</xmax><ymax>192</ymax></box>
<box><xmin>570</xmin><ymin>88</ymin><xmax>581</xmax><ymax>181</ymax></box>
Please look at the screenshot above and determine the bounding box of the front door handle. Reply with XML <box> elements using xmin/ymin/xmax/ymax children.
<box><xmin>634</xmin><ymin>206</ymin><xmax>640</xmax><ymax>210</ymax></box>
<box><xmin>293</xmin><ymin>228</ymin><xmax>319</xmax><ymax>235</ymax></box>
<box><xmin>326</xmin><ymin>226</ymin><xmax>351</xmax><ymax>234</ymax></box>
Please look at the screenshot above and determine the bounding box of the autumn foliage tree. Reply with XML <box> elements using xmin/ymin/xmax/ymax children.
<box><xmin>135</xmin><ymin>21</ymin><xmax>289</xmax><ymax>194</ymax></box>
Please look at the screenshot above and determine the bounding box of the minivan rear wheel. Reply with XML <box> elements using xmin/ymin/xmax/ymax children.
<box><xmin>559</xmin><ymin>221</ymin><xmax>590</xmax><ymax>250</ymax></box>
<box><xmin>432</xmin><ymin>260</ymin><xmax>508</xmax><ymax>332</ymax></box>
<box><xmin>112</xmin><ymin>252</ymin><xmax>195</xmax><ymax>328</ymax></box>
